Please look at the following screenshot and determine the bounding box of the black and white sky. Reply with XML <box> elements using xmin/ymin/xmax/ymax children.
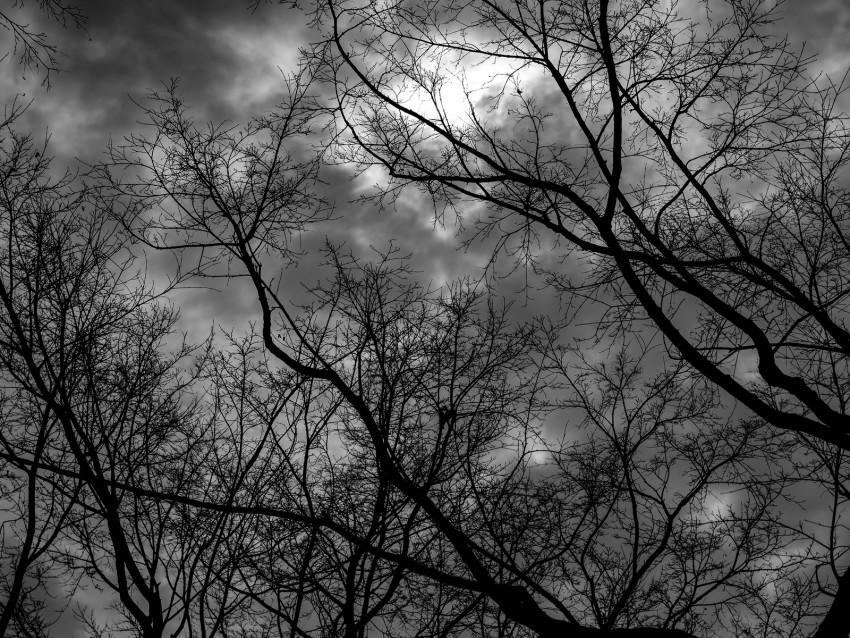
<box><xmin>2</xmin><ymin>0</ymin><xmax>500</xmax><ymax>336</ymax></box>
<box><xmin>2</xmin><ymin>1</ymin><xmax>849</xmax><ymax>633</ymax></box>
<box><xmin>2</xmin><ymin>0</ymin><xmax>850</xmax><ymax>334</ymax></box>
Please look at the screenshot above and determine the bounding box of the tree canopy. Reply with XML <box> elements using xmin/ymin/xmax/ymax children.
<box><xmin>1</xmin><ymin>1</ymin><xmax>850</xmax><ymax>637</ymax></box>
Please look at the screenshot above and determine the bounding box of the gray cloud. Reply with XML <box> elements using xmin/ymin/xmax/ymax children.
<box><xmin>1</xmin><ymin>0</ymin><xmax>848</xmax><ymax>340</ymax></box>
<box><xmin>1</xmin><ymin>2</ymin><xmax>848</xmax><ymax>633</ymax></box>
<box><xmin>4</xmin><ymin>1</ymin><xmax>308</xmax><ymax>166</ymax></box>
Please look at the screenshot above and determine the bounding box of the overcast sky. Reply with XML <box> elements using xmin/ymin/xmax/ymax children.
<box><xmin>2</xmin><ymin>1</ymin><xmax>849</xmax><ymax>633</ymax></box>
<box><xmin>0</xmin><ymin>0</ymin><xmax>501</xmax><ymax>337</ymax></box>
<box><xmin>2</xmin><ymin>0</ymin><xmax>850</xmax><ymax>336</ymax></box>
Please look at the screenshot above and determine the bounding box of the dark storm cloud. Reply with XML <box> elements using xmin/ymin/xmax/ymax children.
<box><xmin>4</xmin><ymin>1</ymin><xmax>308</xmax><ymax>166</ymax></box>
<box><xmin>2</xmin><ymin>0</ymin><xmax>849</xmax><ymax>336</ymax></box>
<box><xmin>0</xmin><ymin>1</ymin><xmax>334</xmax><ymax>338</ymax></box>
<box><xmin>1</xmin><ymin>2</ymin><xmax>849</xmax><ymax>634</ymax></box>
<box><xmin>0</xmin><ymin>1</ymin><xmax>537</xmax><ymax>304</ymax></box>
<box><xmin>780</xmin><ymin>0</ymin><xmax>850</xmax><ymax>72</ymax></box>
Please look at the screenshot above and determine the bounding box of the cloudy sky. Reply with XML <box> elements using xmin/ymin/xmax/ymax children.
<box><xmin>0</xmin><ymin>0</ymin><xmax>502</xmax><ymax>339</ymax></box>
<box><xmin>2</xmin><ymin>0</ymin><xmax>849</xmax><ymax>337</ymax></box>
<box><xmin>2</xmin><ymin>1</ymin><xmax>849</xmax><ymax>633</ymax></box>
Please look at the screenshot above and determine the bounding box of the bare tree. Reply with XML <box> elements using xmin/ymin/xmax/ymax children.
<box><xmin>0</xmin><ymin>394</ymin><xmax>76</xmax><ymax>638</ymax></box>
<box><xmin>321</xmin><ymin>0</ymin><xmax>850</xmax><ymax>443</ymax></box>
<box><xmin>305</xmin><ymin>0</ymin><xmax>850</xmax><ymax>633</ymax></box>
<box><xmin>0</xmin><ymin>0</ymin><xmax>87</xmax><ymax>87</ymax></box>
<box><xmin>0</xmin><ymin>112</ymin><xmax>215</xmax><ymax>637</ymax></box>
<box><xmin>4</xmin><ymin>0</ymin><xmax>848</xmax><ymax>633</ymax></box>
<box><xmin>90</xmin><ymin>73</ymin><xmax>849</xmax><ymax>637</ymax></box>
